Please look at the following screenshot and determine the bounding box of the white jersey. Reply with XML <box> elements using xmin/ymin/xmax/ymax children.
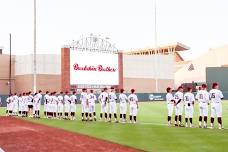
<box><xmin>119</xmin><ymin>93</ymin><xmax>128</xmax><ymax>104</ymax></box>
<box><xmin>184</xmin><ymin>92</ymin><xmax>195</xmax><ymax>105</ymax></box>
<box><xmin>52</xmin><ymin>96</ymin><xmax>58</xmax><ymax>104</ymax></box>
<box><xmin>18</xmin><ymin>97</ymin><xmax>23</xmax><ymax>104</ymax></box>
<box><xmin>128</xmin><ymin>94</ymin><xmax>138</xmax><ymax>106</ymax></box>
<box><xmin>166</xmin><ymin>93</ymin><xmax>174</xmax><ymax>104</ymax></box>
<box><xmin>64</xmin><ymin>95</ymin><xmax>71</xmax><ymax>105</ymax></box>
<box><xmin>174</xmin><ymin>91</ymin><xmax>184</xmax><ymax>104</ymax></box>
<box><xmin>70</xmin><ymin>95</ymin><xmax>77</xmax><ymax>104</ymax></box>
<box><xmin>37</xmin><ymin>93</ymin><xmax>42</xmax><ymax>103</ymax></box>
<box><xmin>80</xmin><ymin>92</ymin><xmax>88</xmax><ymax>104</ymax></box>
<box><xmin>27</xmin><ymin>95</ymin><xmax>33</xmax><ymax>105</ymax></box>
<box><xmin>44</xmin><ymin>94</ymin><xmax>50</xmax><ymax>104</ymax></box>
<box><xmin>99</xmin><ymin>92</ymin><xmax>109</xmax><ymax>103</ymax></box>
<box><xmin>87</xmin><ymin>93</ymin><xmax>97</xmax><ymax>105</ymax></box>
<box><xmin>57</xmin><ymin>95</ymin><xmax>64</xmax><ymax>104</ymax></box>
<box><xmin>33</xmin><ymin>94</ymin><xmax>40</xmax><ymax>104</ymax></box>
<box><xmin>13</xmin><ymin>95</ymin><xmax>18</xmax><ymax>102</ymax></box>
<box><xmin>109</xmin><ymin>92</ymin><xmax>117</xmax><ymax>102</ymax></box>
<box><xmin>196</xmin><ymin>90</ymin><xmax>209</xmax><ymax>103</ymax></box>
<box><xmin>209</xmin><ymin>89</ymin><xmax>223</xmax><ymax>104</ymax></box>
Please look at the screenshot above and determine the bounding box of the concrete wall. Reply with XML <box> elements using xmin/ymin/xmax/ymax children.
<box><xmin>123</xmin><ymin>54</ymin><xmax>174</xmax><ymax>93</ymax></box>
<box><xmin>0</xmin><ymin>54</ymin><xmax>15</xmax><ymax>94</ymax></box>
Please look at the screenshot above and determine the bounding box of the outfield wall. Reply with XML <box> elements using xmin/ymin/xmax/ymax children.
<box><xmin>1</xmin><ymin>92</ymin><xmax>228</xmax><ymax>107</ymax></box>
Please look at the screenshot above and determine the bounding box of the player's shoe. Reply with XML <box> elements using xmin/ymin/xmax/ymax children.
<box><xmin>174</xmin><ymin>124</ymin><xmax>178</xmax><ymax>127</ymax></box>
<box><xmin>204</xmin><ymin>125</ymin><xmax>207</xmax><ymax>129</ymax></box>
<box><xmin>185</xmin><ymin>124</ymin><xmax>188</xmax><ymax>128</ymax></box>
<box><xmin>133</xmin><ymin>121</ymin><xmax>136</xmax><ymax>124</ymax></box>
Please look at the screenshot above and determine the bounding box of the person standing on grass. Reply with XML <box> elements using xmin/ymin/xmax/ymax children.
<box><xmin>87</xmin><ymin>89</ymin><xmax>97</xmax><ymax>121</ymax></box>
<box><xmin>184</xmin><ymin>87</ymin><xmax>195</xmax><ymax>128</ymax></box>
<box><xmin>44</xmin><ymin>91</ymin><xmax>50</xmax><ymax>118</ymax></box>
<box><xmin>196</xmin><ymin>84</ymin><xmax>210</xmax><ymax>128</ymax></box>
<box><xmin>27</xmin><ymin>91</ymin><xmax>34</xmax><ymax>117</ymax></box>
<box><xmin>128</xmin><ymin>89</ymin><xmax>139</xmax><ymax>124</ymax></box>
<box><xmin>57</xmin><ymin>91</ymin><xmax>64</xmax><ymax>119</ymax></box>
<box><xmin>80</xmin><ymin>88</ymin><xmax>89</xmax><ymax>121</ymax></box>
<box><xmin>166</xmin><ymin>87</ymin><xmax>175</xmax><ymax>126</ymax></box>
<box><xmin>174</xmin><ymin>86</ymin><xmax>184</xmax><ymax>127</ymax></box>
<box><xmin>108</xmin><ymin>87</ymin><xmax>118</xmax><ymax>123</ymax></box>
<box><xmin>209</xmin><ymin>83</ymin><xmax>224</xmax><ymax>129</ymax></box>
<box><xmin>64</xmin><ymin>91</ymin><xmax>71</xmax><ymax>120</ymax></box>
<box><xmin>70</xmin><ymin>91</ymin><xmax>77</xmax><ymax>120</ymax></box>
<box><xmin>37</xmin><ymin>90</ymin><xmax>42</xmax><ymax>118</ymax></box>
<box><xmin>99</xmin><ymin>88</ymin><xmax>109</xmax><ymax>122</ymax></box>
<box><xmin>119</xmin><ymin>89</ymin><xmax>128</xmax><ymax>123</ymax></box>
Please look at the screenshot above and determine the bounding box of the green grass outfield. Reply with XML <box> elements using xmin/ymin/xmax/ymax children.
<box><xmin>1</xmin><ymin>101</ymin><xmax>228</xmax><ymax>152</ymax></box>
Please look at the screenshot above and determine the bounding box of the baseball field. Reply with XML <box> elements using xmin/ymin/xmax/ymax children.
<box><xmin>1</xmin><ymin>101</ymin><xmax>228</xmax><ymax>152</ymax></box>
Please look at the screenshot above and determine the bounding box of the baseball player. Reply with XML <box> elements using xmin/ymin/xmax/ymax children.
<box><xmin>6</xmin><ymin>94</ymin><xmax>13</xmax><ymax>116</ymax></box>
<box><xmin>196</xmin><ymin>84</ymin><xmax>210</xmax><ymax>128</ymax></box>
<box><xmin>80</xmin><ymin>88</ymin><xmax>89</xmax><ymax>121</ymax></box>
<box><xmin>12</xmin><ymin>93</ymin><xmax>18</xmax><ymax>116</ymax></box>
<box><xmin>22</xmin><ymin>93</ymin><xmax>27</xmax><ymax>117</ymax></box>
<box><xmin>99</xmin><ymin>88</ymin><xmax>109</xmax><ymax>121</ymax></box>
<box><xmin>57</xmin><ymin>91</ymin><xmax>64</xmax><ymax>119</ymax></box>
<box><xmin>52</xmin><ymin>92</ymin><xmax>58</xmax><ymax>119</ymax></box>
<box><xmin>18</xmin><ymin>94</ymin><xmax>23</xmax><ymax>116</ymax></box>
<box><xmin>119</xmin><ymin>89</ymin><xmax>128</xmax><ymax>123</ymax></box>
<box><xmin>64</xmin><ymin>91</ymin><xmax>71</xmax><ymax>119</ymax></box>
<box><xmin>24</xmin><ymin>93</ymin><xmax>29</xmax><ymax>117</ymax></box>
<box><xmin>27</xmin><ymin>91</ymin><xmax>34</xmax><ymax>117</ymax></box>
<box><xmin>174</xmin><ymin>86</ymin><xmax>184</xmax><ymax>126</ymax></box>
<box><xmin>209</xmin><ymin>83</ymin><xmax>224</xmax><ymax>129</ymax></box>
<box><xmin>166</xmin><ymin>87</ymin><xmax>175</xmax><ymax>126</ymax></box>
<box><xmin>87</xmin><ymin>89</ymin><xmax>97</xmax><ymax>121</ymax></box>
<box><xmin>128</xmin><ymin>89</ymin><xmax>139</xmax><ymax>123</ymax></box>
<box><xmin>108</xmin><ymin>87</ymin><xmax>118</xmax><ymax>123</ymax></box>
<box><xmin>70</xmin><ymin>91</ymin><xmax>77</xmax><ymax>120</ymax></box>
<box><xmin>37</xmin><ymin>90</ymin><xmax>42</xmax><ymax>118</ymax></box>
<box><xmin>33</xmin><ymin>93</ymin><xmax>40</xmax><ymax>118</ymax></box>
<box><xmin>44</xmin><ymin>91</ymin><xmax>50</xmax><ymax>118</ymax></box>
<box><xmin>184</xmin><ymin>87</ymin><xmax>195</xmax><ymax>128</ymax></box>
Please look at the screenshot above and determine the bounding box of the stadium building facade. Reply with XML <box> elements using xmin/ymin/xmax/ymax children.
<box><xmin>0</xmin><ymin>43</ymin><xmax>189</xmax><ymax>95</ymax></box>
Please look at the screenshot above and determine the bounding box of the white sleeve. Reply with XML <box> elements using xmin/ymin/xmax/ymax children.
<box><xmin>219</xmin><ymin>91</ymin><xmax>224</xmax><ymax>99</ymax></box>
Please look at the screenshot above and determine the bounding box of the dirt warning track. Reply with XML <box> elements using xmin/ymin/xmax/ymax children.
<box><xmin>0</xmin><ymin>117</ymin><xmax>141</xmax><ymax>152</ymax></box>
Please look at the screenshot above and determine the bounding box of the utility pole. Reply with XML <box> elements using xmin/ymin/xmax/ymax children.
<box><xmin>154</xmin><ymin>0</ymin><xmax>159</xmax><ymax>93</ymax></box>
<box><xmin>9</xmin><ymin>34</ymin><xmax>12</xmax><ymax>95</ymax></box>
<box><xmin>33</xmin><ymin>0</ymin><xmax>37</xmax><ymax>93</ymax></box>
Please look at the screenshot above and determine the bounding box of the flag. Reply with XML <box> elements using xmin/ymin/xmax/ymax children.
<box><xmin>188</xmin><ymin>63</ymin><xmax>195</xmax><ymax>71</ymax></box>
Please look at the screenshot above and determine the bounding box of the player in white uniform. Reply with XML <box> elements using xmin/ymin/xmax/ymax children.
<box><xmin>57</xmin><ymin>91</ymin><xmax>64</xmax><ymax>119</ymax></box>
<box><xmin>27</xmin><ymin>91</ymin><xmax>34</xmax><ymax>117</ymax></box>
<box><xmin>184</xmin><ymin>87</ymin><xmax>195</xmax><ymax>128</ymax></box>
<box><xmin>18</xmin><ymin>94</ymin><xmax>23</xmax><ymax>116</ymax></box>
<box><xmin>119</xmin><ymin>89</ymin><xmax>128</xmax><ymax>123</ymax></box>
<box><xmin>52</xmin><ymin>92</ymin><xmax>58</xmax><ymax>119</ymax></box>
<box><xmin>128</xmin><ymin>89</ymin><xmax>139</xmax><ymax>123</ymax></box>
<box><xmin>44</xmin><ymin>91</ymin><xmax>50</xmax><ymax>118</ymax></box>
<box><xmin>37</xmin><ymin>90</ymin><xmax>42</xmax><ymax>118</ymax></box>
<box><xmin>64</xmin><ymin>91</ymin><xmax>71</xmax><ymax>119</ymax></box>
<box><xmin>12</xmin><ymin>93</ymin><xmax>19</xmax><ymax>116</ymax></box>
<box><xmin>196</xmin><ymin>84</ymin><xmax>210</xmax><ymax>128</ymax></box>
<box><xmin>24</xmin><ymin>93</ymin><xmax>29</xmax><ymax>117</ymax></box>
<box><xmin>80</xmin><ymin>88</ymin><xmax>89</xmax><ymax>121</ymax></box>
<box><xmin>99</xmin><ymin>88</ymin><xmax>109</xmax><ymax>121</ymax></box>
<box><xmin>108</xmin><ymin>87</ymin><xmax>118</xmax><ymax>123</ymax></box>
<box><xmin>70</xmin><ymin>91</ymin><xmax>77</xmax><ymax>120</ymax></box>
<box><xmin>6</xmin><ymin>94</ymin><xmax>13</xmax><ymax>116</ymax></box>
<box><xmin>209</xmin><ymin>83</ymin><xmax>224</xmax><ymax>129</ymax></box>
<box><xmin>166</xmin><ymin>87</ymin><xmax>175</xmax><ymax>126</ymax></box>
<box><xmin>33</xmin><ymin>93</ymin><xmax>40</xmax><ymax>118</ymax></box>
<box><xmin>87</xmin><ymin>90</ymin><xmax>97</xmax><ymax>121</ymax></box>
<box><xmin>22</xmin><ymin>93</ymin><xmax>27</xmax><ymax>117</ymax></box>
<box><xmin>174</xmin><ymin>86</ymin><xmax>184</xmax><ymax>126</ymax></box>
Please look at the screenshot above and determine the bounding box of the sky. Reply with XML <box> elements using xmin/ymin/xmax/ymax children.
<box><xmin>0</xmin><ymin>0</ymin><xmax>228</xmax><ymax>60</ymax></box>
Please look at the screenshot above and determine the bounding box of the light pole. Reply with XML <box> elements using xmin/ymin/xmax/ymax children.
<box><xmin>33</xmin><ymin>0</ymin><xmax>37</xmax><ymax>93</ymax></box>
<box><xmin>154</xmin><ymin>0</ymin><xmax>159</xmax><ymax>93</ymax></box>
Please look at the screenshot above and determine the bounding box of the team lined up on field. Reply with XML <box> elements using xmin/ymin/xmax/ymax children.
<box><xmin>166</xmin><ymin>82</ymin><xmax>224</xmax><ymax>129</ymax></box>
<box><xmin>6</xmin><ymin>87</ymin><xmax>139</xmax><ymax>123</ymax></box>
